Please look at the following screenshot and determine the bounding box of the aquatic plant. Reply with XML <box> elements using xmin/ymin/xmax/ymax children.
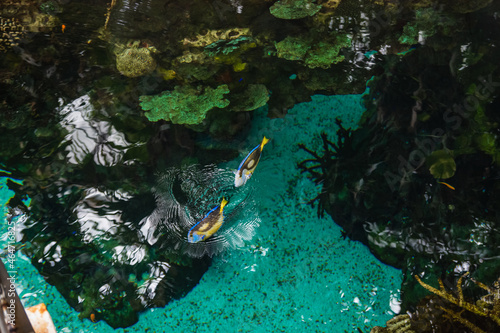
<box><xmin>425</xmin><ymin>149</ymin><xmax>456</xmax><ymax>179</ymax></box>
<box><xmin>298</xmin><ymin>118</ymin><xmax>355</xmax><ymax>218</ymax></box>
<box><xmin>139</xmin><ymin>84</ymin><xmax>230</xmax><ymax>124</ymax></box>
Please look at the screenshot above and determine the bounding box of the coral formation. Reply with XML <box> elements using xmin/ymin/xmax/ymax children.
<box><xmin>415</xmin><ymin>273</ymin><xmax>500</xmax><ymax>329</ymax></box>
<box><xmin>371</xmin><ymin>273</ymin><xmax>500</xmax><ymax>332</ymax></box>
<box><xmin>275</xmin><ymin>32</ymin><xmax>351</xmax><ymax>69</ymax></box>
<box><xmin>0</xmin><ymin>17</ymin><xmax>24</xmax><ymax>52</ymax></box>
<box><xmin>275</xmin><ymin>35</ymin><xmax>311</xmax><ymax>61</ymax></box>
<box><xmin>115</xmin><ymin>41</ymin><xmax>157</xmax><ymax>77</ymax></box>
<box><xmin>451</xmin><ymin>0</ymin><xmax>493</xmax><ymax>13</ymax></box>
<box><xmin>269</xmin><ymin>0</ymin><xmax>322</xmax><ymax>19</ymax></box>
<box><xmin>182</xmin><ymin>28</ymin><xmax>252</xmax><ymax>48</ymax></box>
<box><xmin>1</xmin><ymin>0</ymin><xmax>499</xmax><ymax>329</ymax></box>
<box><xmin>304</xmin><ymin>38</ymin><xmax>350</xmax><ymax>68</ymax></box>
<box><xmin>139</xmin><ymin>85</ymin><xmax>230</xmax><ymax>124</ymax></box>
<box><xmin>370</xmin><ymin>314</ymin><xmax>414</xmax><ymax>332</ymax></box>
<box><xmin>204</xmin><ymin>36</ymin><xmax>256</xmax><ymax>57</ymax></box>
<box><xmin>229</xmin><ymin>84</ymin><xmax>269</xmax><ymax>112</ymax></box>
<box><xmin>297</xmin><ymin>0</ymin><xmax>500</xmax><ymax>321</ymax></box>
<box><xmin>0</xmin><ymin>1</ymin><xmax>57</xmax><ymax>52</ymax></box>
<box><xmin>204</xmin><ymin>36</ymin><xmax>256</xmax><ymax>72</ymax></box>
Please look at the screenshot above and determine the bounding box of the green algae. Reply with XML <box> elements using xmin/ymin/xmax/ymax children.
<box><xmin>139</xmin><ymin>85</ymin><xmax>230</xmax><ymax>125</ymax></box>
<box><xmin>269</xmin><ymin>0</ymin><xmax>322</xmax><ymax>20</ymax></box>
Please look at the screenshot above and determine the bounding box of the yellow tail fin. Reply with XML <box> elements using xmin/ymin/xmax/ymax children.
<box><xmin>220</xmin><ymin>197</ymin><xmax>228</xmax><ymax>210</ymax></box>
<box><xmin>261</xmin><ymin>136</ymin><xmax>270</xmax><ymax>149</ymax></box>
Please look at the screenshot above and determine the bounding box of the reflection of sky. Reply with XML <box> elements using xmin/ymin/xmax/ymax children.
<box><xmin>73</xmin><ymin>187</ymin><xmax>132</xmax><ymax>244</ymax></box>
<box><xmin>58</xmin><ymin>95</ymin><xmax>139</xmax><ymax>166</ymax></box>
<box><xmin>137</xmin><ymin>261</ymin><xmax>171</xmax><ymax>306</ymax></box>
<box><xmin>74</xmin><ymin>188</ymin><xmax>127</xmax><ymax>243</ymax></box>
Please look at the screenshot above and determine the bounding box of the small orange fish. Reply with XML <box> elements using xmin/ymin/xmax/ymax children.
<box><xmin>62</xmin><ymin>24</ymin><xmax>66</xmax><ymax>33</ymax></box>
<box><xmin>438</xmin><ymin>181</ymin><xmax>455</xmax><ymax>190</ymax></box>
<box><xmin>90</xmin><ymin>313</ymin><xmax>96</xmax><ymax>322</ymax></box>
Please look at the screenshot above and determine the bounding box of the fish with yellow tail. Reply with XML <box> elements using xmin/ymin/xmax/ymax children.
<box><xmin>188</xmin><ymin>198</ymin><xmax>228</xmax><ymax>243</ymax></box>
<box><xmin>234</xmin><ymin>137</ymin><xmax>269</xmax><ymax>187</ymax></box>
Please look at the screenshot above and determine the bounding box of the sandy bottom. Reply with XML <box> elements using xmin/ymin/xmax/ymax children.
<box><xmin>0</xmin><ymin>94</ymin><xmax>402</xmax><ymax>332</ymax></box>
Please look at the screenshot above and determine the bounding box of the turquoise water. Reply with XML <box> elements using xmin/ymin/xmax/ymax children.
<box><xmin>1</xmin><ymin>94</ymin><xmax>402</xmax><ymax>332</ymax></box>
<box><xmin>4</xmin><ymin>1</ymin><xmax>497</xmax><ymax>332</ymax></box>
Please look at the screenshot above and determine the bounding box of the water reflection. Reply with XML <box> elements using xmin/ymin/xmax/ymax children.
<box><xmin>74</xmin><ymin>187</ymin><xmax>133</xmax><ymax>243</ymax></box>
<box><xmin>59</xmin><ymin>95</ymin><xmax>142</xmax><ymax>166</ymax></box>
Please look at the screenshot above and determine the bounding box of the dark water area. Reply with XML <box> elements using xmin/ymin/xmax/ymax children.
<box><xmin>1</xmin><ymin>0</ymin><xmax>500</xmax><ymax>332</ymax></box>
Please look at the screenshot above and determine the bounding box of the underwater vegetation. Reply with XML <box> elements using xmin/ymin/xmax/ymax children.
<box><xmin>298</xmin><ymin>0</ymin><xmax>500</xmax><ymax>327</ymax></box>
<box><xmin>0</xmin><ymin>0</ymin><xmax>499</xmax><ymax>329</ymax></box>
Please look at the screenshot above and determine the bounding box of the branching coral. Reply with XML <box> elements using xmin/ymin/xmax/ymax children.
<box><xmin>415</xmin><ymin>273</ymin><xmax>500</xmax><ymax>331</ymax></box>
<box><xmin>370</xmin><ymin>314</ymin><xmax>415</xmax><ymax>332</ymax></box>
<box><xmin>372</xmin><ymin>273</ymin><xmax>500</xmax><ymax>332</ymax></box>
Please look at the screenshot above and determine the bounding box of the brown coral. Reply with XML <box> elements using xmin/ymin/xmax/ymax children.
<box><xmin>414</xmin><ymin>273</ymin><xmax>500</xmax><ymax>332</ymax></box>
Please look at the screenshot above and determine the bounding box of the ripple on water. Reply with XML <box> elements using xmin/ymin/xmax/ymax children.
<box><xmin>141</xmin><ymin>164</ymin><xmax>261</xmax><ymax>258</ymax></box>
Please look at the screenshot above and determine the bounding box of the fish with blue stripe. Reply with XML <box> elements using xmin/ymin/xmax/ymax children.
<box><xmin>187</xmin><ymin>198</ymin><xmax>228</xmax><ymax>243</ymax></box>
<box><xmin>234</xmin><ymin>137</ymin><xmax>269</xmax><ymax>187</ymax></box>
